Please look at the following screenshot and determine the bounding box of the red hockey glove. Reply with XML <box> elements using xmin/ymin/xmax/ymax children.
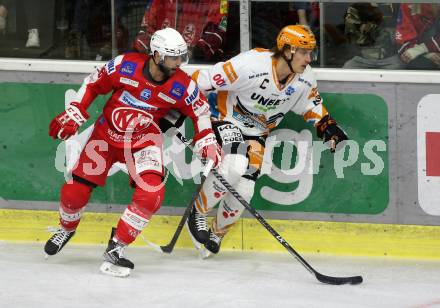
<box><xmin>193</xmin><ymin>22</ymin><xmax>226</xmax><ymax>61</ymax></box>
<box><xmin>194</xmin><ymin>131</ymin><xmax>223</xmax><ymax>169</ymax></box>
<box><xmin>49</xmin><ymin>102</ymin><xmax>89</xmax><ymax>140</ymax></box>
<box><xmin>316</xmin><ymin>115</ymin><xmax>348</xmax><ymax>153</ymax></box>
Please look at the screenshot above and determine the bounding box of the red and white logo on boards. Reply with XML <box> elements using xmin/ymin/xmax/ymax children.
<box><xmin>417</xmin><ymin>94</ymin><xmax>440</xmax><ymax>215</ymax></box>
<box><xmin>111</xmin><ymin>107</ymin><xmax>153</xmax><ymax>133</ymax></box>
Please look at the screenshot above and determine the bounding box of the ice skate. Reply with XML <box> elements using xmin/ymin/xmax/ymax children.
<box><xmin>100</xmin><ymin>228</ymin><xmax>134</xmax><ymax>278</ymax></box>
<box><xmin>186</xmin><ymin>204</ymin><xmax>209</xmax><ymax>243</ymax></box>
<box><xmin>204</xmin><ymin>228</ymin><xmax>224</xmax><ymax>255</ymax></box>
<box><xmin>44</xmin><ymin>227</ymin><xmax>75</xmax><ymax>257</ymax></box>
<box><xmin>186</xmin><ymin>205</ymin><xmax>209</xmax><ymax>251</ymax></box>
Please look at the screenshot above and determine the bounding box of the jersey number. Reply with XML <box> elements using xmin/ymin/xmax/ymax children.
<box><xmin>213</xmin><ymin>74</ymin><xmax>226</xmax><ymax>87</ymax></box>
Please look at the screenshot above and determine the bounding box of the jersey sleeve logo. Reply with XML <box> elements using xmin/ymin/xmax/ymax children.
<box><xmin>222</xmin><ymin>62</ymin><xmax>238</xmax><ymax>84</ymax></box>
<box><xmin>119</xmin><ymin>61</ymin><xmax>137</xmax><ymax>77</ymax></box>
<box><xmin>169</xmin><ymin>81</ymin><xmax>186</xmax><ymax>99</ymax></box>
<box><xmin>185</xmin><ymin>81</ymin><xmax>200</xmax><ymax>105</ymax></box>
<box><xmin>105</xmin><ymin>59</ymin><xmax>116</xmax><ymax>74</ymax></box>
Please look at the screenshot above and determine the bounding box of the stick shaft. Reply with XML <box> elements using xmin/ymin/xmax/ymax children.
<box><xmin>172</xmin><ymin>130</ymin><xmax>362</xmax><ymax>285</ymax></box>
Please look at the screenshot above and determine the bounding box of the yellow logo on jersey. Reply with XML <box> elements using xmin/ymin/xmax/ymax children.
<box><xmin>223</xmin><ymin>62</ymin><xmax>238</xmax><ymax>84</ymax></box>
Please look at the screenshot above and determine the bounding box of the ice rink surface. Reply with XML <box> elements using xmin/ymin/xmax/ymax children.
<box><xmin>0</xmin><ymin>242</ymin><xmax>439</xmax><ymax>308</ymax></box>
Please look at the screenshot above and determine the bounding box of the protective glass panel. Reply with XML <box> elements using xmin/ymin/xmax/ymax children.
<box><xmin>0</xmin><ymin>0</ymin><xmax>438</xmax><ymax>71</ymax></box>
<box><xmin>250</xmin><ymin>1</ymin><xmax>321</xmax><ymax>65</ymax></box>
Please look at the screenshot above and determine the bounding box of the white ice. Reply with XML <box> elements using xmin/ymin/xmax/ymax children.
<box><xmin>0</xmin><ymin>242</ymin><xmax>439</xmax><ymax>308</ymax></box>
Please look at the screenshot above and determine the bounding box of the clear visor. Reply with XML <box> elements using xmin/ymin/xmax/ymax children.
<box><xmin>164</xmin><ymin>53</ymin><xmax>189</xmax><ymax>66</ymax></box>
<box><xmin>294</xmin><ymin>47</ymin><xmax>319</xmax><ymax>62</ymax></box>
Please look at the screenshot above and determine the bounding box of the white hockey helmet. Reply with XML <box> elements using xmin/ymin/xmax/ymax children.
<box><xmin>150</xmin><ymin>27</ymin><xmax>189</xmax><ymax>65</ymax></box>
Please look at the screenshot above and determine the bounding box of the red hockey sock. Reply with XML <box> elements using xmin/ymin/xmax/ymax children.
<box><xmin>115</xmin><ymin>173</ymin><xmax>164</xmax><ymax>244</ymax></box>
<box><xmin>59</xmin><ymin>180</ymin><xmax>92</xmax><ymax>231</ymax></box>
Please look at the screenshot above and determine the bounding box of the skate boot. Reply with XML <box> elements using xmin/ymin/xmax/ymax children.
<box><xmin>204</xmin><ymin>228</ymin><xmax>224</xmax><ymax>255</ymax></box>
<box><xmin>186</xmin><ymin>205</ymin><xmax>209</xmax><ymax>247</ymax></box>
<box><xmin>100</xmin><ymin>228</ymin><xmax>134</xmax><ymax>278</ymax></box>
<box><xmin>44</xmin><ymin>227</ymin><xmax>75</xmax><ymax>256</ymax></box>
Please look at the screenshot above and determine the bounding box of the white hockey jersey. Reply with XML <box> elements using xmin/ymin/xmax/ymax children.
<box><xmin>193</xmin><ymin>48</ymin><xmax>329</xmax><ymax>136</ymax></box>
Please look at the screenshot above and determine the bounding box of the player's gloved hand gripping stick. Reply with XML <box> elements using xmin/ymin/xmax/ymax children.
<box><xmin>315</xmin><ymin>115</ymin><xmax>348</xmax><ymax>153</ymax></box>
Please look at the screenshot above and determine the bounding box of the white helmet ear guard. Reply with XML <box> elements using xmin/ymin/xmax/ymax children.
<box><xmin>150</xmin><ymin>27</ymin><xmax>189</xmax><ymax>65</ymax></box>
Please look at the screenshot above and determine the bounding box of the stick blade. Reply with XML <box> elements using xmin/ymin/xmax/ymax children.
<box><xmin>140</xmin><ymin>235</ymin><xmax>167</xmax><ymax>254</ymax></box>
<box><xmin>315</xmin><ymin>273</ymin><xmax>363</xmax><ymax>285</ymax></box>
<box><xmin>159</xmin><ymin>244</ymin><xmax>174</xmax><ymax>254</ymax></box>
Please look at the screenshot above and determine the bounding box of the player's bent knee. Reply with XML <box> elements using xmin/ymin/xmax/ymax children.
<box><xmin>60</xmin><ymin>180</ymin><xmax>93</xmax><ymax>210</ymax></box>
<box><xmin>218</xmin><ymin>154</ymin><xmax>248</xmax><ymax>184</ymax></box>
<box><xmin>235</xmin><ymin>177</ymin><xmax>255</xmax><ymax>202</ymax></box>
<box><xmin>131</xmin><ymin>173</ymin><xmax>165</xmax><ymax>219</ymax></box>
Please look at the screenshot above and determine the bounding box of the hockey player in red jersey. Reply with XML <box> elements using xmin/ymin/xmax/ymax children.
<box><xmin>44</xmin><ymin>27</ymin><xmax>222</xmax><ymax>277</ymax></box>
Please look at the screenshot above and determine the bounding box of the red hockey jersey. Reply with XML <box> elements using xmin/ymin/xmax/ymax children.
<box><xmin>395</xmin><ymin>4</ymin><xmax>440</xmax><ymax>48</ymax></box>
<box><xmin>140</xmin><ymin>0</ymin><xmax>227</xmax><ymax>49</ymax></box>
<box><xmin>74</xmin><ymin>52</ymin><xmax>212</xmax><ymax>148</ymax></box>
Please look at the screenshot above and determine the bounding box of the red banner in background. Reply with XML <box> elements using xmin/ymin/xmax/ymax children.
<box><xmin>426</xmin><ymin>132</ymin><xmax>440</xmax><ymax>176</ymax></box>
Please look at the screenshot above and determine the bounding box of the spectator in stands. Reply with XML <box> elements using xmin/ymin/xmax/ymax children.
<box><xmin>1</xmin><ymin>0</ymin><xmax>57</xmax><ymax>49</ymax></box>
<box><xmin>294</xmin><ymin>2</ymin><xmax>320</xmax><ymax>35</ymax></box>
<box><xmin>133</xmin><ymin>0</ymin><xmax>228</xmax><ymax>63</ymax></box>
<box><xmin>251</xmin><ymin>2</ymin><xmax>319</xmax><ymax>50</ymax></box>
<box><xmin>395</xmin><ymin>3</ymin><xmax>440</xmax><ymax>70</ymax></box>
<box><xmin>17</xmin><ymin>0</ymin><xmax>55</xmax><ymax>48</ymax></box>
<box><xmin>343</xmin><ymin>3</ymin><xmax>403</xmax><ymax>69</ymax></box>
<box><xmin>0</xmin><ymin>3</ymin><xmax>7</xmax><ymax>35</ymax></box>
<box><xmin>64</xmin><ymin>0</ymin><xmax>128</xmax><ymax>60</ymax></box>
<box><xmin>9</xmin><ymin>0</ymin><xmax>45</xmax><ymax>48</ymax></box>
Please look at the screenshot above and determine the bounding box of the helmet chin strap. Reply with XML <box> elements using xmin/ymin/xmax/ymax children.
<box><xmin>282</xmin><ymin>49</ymin><xmax>295</xmax><ymax>74</ymax></box>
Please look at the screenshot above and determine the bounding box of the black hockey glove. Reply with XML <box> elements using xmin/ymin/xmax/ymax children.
<box><xmin>316</xmin><ymin>115</ymin><xmax>348</xmax><ymax>152</ymax></box>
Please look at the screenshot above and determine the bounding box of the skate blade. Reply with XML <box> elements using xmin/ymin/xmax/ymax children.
<box><xmin>199</xmin><ymin>247</ymin><xmax>212</xmax><ymax>259</ymax></box>
<box><xmin>185</xmin><ymin>222</ymin><xmax>203</xmax><ymax>250</ymax></box>
<box><xmin>100</xmin><ymin>261</ymin><xmax>131</xmax><ymax>278</ymax></box>
<box><xmin>139</xmin><ymin>234</ymin><xmax>165</xmax><ymax>253</ymax></box>
<box><xmin>184</xmin><ymin>223</ymin><xmax>213</xmax><ymax>259</ymax></box>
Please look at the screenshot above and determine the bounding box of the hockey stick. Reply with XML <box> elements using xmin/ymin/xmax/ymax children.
<box><xmin>141</xmin><ymin>112</ymin><xmax>214</xmax><ymax>253</ymax></box>
<box><xmin>172</xmin><ymin>129</ymin><xmax>363</xmax><ymax>285</ymax></box>
<box><xmin>158</xmin><ymin>159</ymin><xmax>214</xmax><ymax>253</ymax></box>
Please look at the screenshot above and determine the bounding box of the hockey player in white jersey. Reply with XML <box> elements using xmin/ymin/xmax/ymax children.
<box><xmin>186</xmin><ymin>25</ymin><xmax>348</xmax><ymax>254</ymax></box>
